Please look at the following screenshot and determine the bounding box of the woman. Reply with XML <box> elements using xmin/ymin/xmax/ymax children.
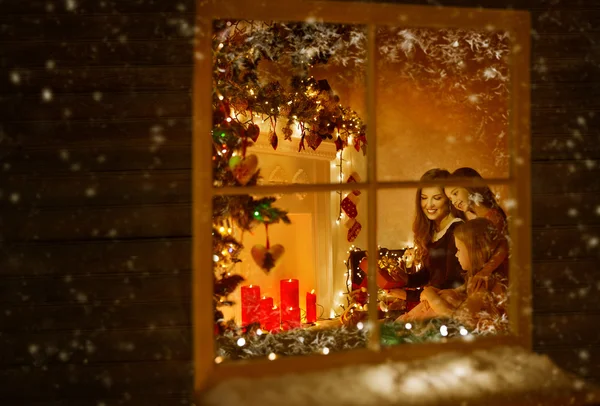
<box><xmin>445</xmin><ymin>167</ymin><xmax>509</xmax><ymax>289</ymax></box>
<box><xmin>387</xmin><ymin>168</ymin><xmax>465</xmax><ymax>303</ymax></box>
<box><xmin>398</xmin><ymin>218</ymin><xmax>508</xmax><ymax>331</ymax></box>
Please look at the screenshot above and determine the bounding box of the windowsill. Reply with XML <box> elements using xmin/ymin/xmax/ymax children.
<box><xmin>201</xmin><ymin>346</ymin><xmax>599</xmax><ymax>406</ymax></box>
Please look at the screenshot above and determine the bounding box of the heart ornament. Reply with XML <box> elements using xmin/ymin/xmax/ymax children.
<box><xmin>251</xmin><ymin>244</ymin><xmax>285</xmax><ymax>273</ymax></box>
<box><xmin>231</xmin><ymin>154</ymin><xmax>259</xmax><ymax>185</ymax></box>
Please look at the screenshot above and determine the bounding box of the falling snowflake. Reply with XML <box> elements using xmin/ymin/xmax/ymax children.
<box><xmin>41</xmin><ymin>88</ymin><xmax>53</xmax><ymax>102</ymax></box>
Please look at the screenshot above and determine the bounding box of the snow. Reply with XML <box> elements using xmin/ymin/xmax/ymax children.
<box><xmin>202</xmin><ymin>346</ymin><xmax>598</xmax><ymax>406</ymax></box>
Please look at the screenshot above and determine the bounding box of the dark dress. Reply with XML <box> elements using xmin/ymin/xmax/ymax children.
<box><xmin>405</xmin><ymin>221</ymin><xmax>464</xmax><ymax>302</ymax></box>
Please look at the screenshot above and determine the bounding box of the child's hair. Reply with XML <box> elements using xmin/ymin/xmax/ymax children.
<box><xmin>454</xmin><ymin>218</ymin><xmax>504</xmax><ymax>278</ymax></box>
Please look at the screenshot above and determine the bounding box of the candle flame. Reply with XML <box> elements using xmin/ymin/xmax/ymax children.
<box><xmin>288</xmin><ymin>279</ymin><xmax>292</xmax><ymax>282</ymax></box>
<box><xmin>263</xmin><ymin>295</ymin><xmax>266</xmax><ymax>299</ymax></box>
<box><xmin>311</xmin><ymin>289</ymin><xmax>315</xmax><ymax>294</ymax></box>
<box><xmin>289</xmin><ymin>307</ymin><xmax>293</xmax><ymax>311</ymax></box>
<box><xmin>249</xmin><ymin>284</ymin><xmax>253</xmax><ymax>288</ymax></box>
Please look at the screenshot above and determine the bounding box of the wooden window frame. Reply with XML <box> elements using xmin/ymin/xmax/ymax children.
<box><xmin>193</xmin><ymin>0</ymin><xmax>531</xmax><ymax>395</ymax></box>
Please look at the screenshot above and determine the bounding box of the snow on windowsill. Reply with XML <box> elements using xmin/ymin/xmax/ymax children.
<box><xmin>202</xmin><ymin>346</ymin><xmax>599</xmax><ymax>406</ymax></box>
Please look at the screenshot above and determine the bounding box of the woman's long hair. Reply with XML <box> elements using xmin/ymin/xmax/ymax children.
<box><xmin>412</xmin><ymin>168</ymin><xmax>463</xmax><ymax>265</ymax></box>
<box><xmin>450</xmin><ymin>167</ymin><xmax>507</xmax><ymax>224</ymax></box>
<box><xmin>454</xmin><ymin>218</ymin><xmax>503</xmax><ymax>278</ymax></box>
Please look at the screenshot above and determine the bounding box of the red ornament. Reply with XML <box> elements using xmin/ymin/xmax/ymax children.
<box><xmin>269</xmin><ymin>131</ymin><xmax>278</xmax><ymax>150</ymax></box>
<box><xmin>346</xmin><ymin>171</ymin><xmax>361</xmax><ymax>196</ymax></box>
<box><xmin>345</xmin><ymin>218</ymin><xmax>362</xmax><ymax>242</ymax></box>
<box><xmin>246</xmin><ymin>123</ymin><xmax>260</xmax><ymax>142</ymax></box>
<box><xmin>341</xmin><ymin>193</ymin><xmax>358</xmax><ymax>218</ymax></box>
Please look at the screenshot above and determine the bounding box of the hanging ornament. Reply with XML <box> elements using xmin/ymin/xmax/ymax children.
<box><xmin>269</xmin><ymin>131</ymin><xmax>278</xmax><ymax>150</ymax></box>
<box><xmin>306</xmin><ymin>131</ymin><xmax>323</xmax><ymax>150</ymax></box>
<box><xmin>251</xmin><ymin>224</ymin><xmax>285</xmax><ymax>273</ymax></box>
<box><xmin>346</xmin><ymin>171</ymin><xmax>361</xmax><ymax>196</ymax></box>
<box><xmin>246</xmin><ymin>123</ymin><xmax>260</xmax><ymax>142</ymax></box>
<box><xmin>346</xmin><ymin>218</ymin><xmax>362</xmax><ymax>242</ymax></box>
<box><xmin>341</xmin><ymin>193</ymin><xmax>359</xmax><ymax>218</ymax></box>
<box><xmin>230</xmin><ymin>154</ymin><xmax>259</xmax><ymax>185</ymax></box>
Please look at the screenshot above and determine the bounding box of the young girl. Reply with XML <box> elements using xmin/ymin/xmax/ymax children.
<box><xmin>445</xmin><ymin>167</ymin><xmax>509</xmax><ymax>291</ymax></box>
<box><xmin>398</xmin><ymin>218</ymin><xmax>508</xmax><ymax>332</ymax></box>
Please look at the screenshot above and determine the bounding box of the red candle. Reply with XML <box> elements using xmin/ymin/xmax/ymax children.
<box><xmin>259</xmin><ymin>296</ymin><xmax>279</xmax><ymax>332</ymax></box>
<box><xmin>280</xmin><ymin>279</ymin><xmax>301</xmax><ymax>330</ymax></box>
<box><xmin>306</xmin><ymin>289</ymin><xmax>317</xmax><ymax>323</ymax></box>
<box><xmin>241</xmin><ymin>285</ymin><xmax>260</xmax><ymax>326</ymax></box>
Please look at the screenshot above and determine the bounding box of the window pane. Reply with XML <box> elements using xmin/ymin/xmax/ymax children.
<box><xmin>375</xmin><ymin>179</ymin><xmax>514</xmax><ymax>347</ymax></box>
<box><xmin>211</xmin><ymin>19</ymin><xmax>368</xmax><ymax>188</ymax></box>
<box><xmin>212</xmin><ymin>190</ymin><xmax>371</xmax><ymax>363</ymax></box>
<box><xmin>375</xmin><ymin>26</ymin><xmax>511</xmax><ymax>182</ymax></box>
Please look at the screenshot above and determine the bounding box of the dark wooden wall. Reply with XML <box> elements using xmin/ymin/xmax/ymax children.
<box><xmin>0</xmin><ymin>0</ymin><xmax>598</xmax><ymax>404</ymax></box>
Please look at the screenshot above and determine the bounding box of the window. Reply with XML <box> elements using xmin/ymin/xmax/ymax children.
<box><xmin>193</xmin><ymin>0</ymin><xmax>530</xmax><ymax>393</ymax></box>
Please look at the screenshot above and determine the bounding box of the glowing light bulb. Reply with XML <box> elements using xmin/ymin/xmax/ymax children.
<box><xmin>257</xmin><ymin>329</ymin><xmax>263</xmax><ymax>336</ymax></box>
<box><xmin>212</xmin><ymin>255</ymin><xmax>219</xmax><ymax>262</ymax></box>
<box><xmin>405</xmin><ymin>323</ymin><xmax>412</xmax><ymax>330</ymax></box>
<box><xmin>214</xmin><ymin>356</ymin><xmax>223</xmax><ymax>364</ymax></box>
<box><xmin>460</xmin><ymin>327</ymin><xmax>468</xmax><ymax>336</ymax></box>
<box><xmin>440</xmin><ymin>325</ymin><xmax>448</xmax><ymax>337</ymax></box>
<box><xmin>268</xmin><ymin>353</ymin><xmax>277</xmax><ymax>360</ymax></box>
<box><xmin>237</xmin><ymin>338</ymin><xmax>246</xmax><ymax>347</ymax></box>
<box><xmin>357</xmin><ymin>322</ymin><xmax>364</xmax><ymax>330</ymax></box>
<box><xmin>322</xmin><ymin>347</ymin><xmax>330</xmax><ymax>355</ymax></box>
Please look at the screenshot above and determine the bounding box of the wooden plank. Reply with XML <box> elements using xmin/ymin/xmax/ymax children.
<box><xmin>0</xmin><ymin>0</ymin><xmax>194</xmax><ymax>14</ymax></box>
<box><xmin>533</xmin><ymin>287</ymin><xmax>600</xmax><ymax>313</ymax></box>
<box><xmin>531</xmin><ymin>162</ymin><xmax>600</xmax><ymax>194</ymax></box>
<box><xmin>532</xmin><ymin>108</ymin><xmax>600</xmax><ymax>135</ymax></box>
<box><xmin>2</xmin><ymin>144</ymin><xmax>192</xmax><ymax>173</ymax></box>
<box><xmin>532</xmin><ymin>225</ymin><xmax>600</xmax><ymax>260</ymax></box>
<box><xmin>4</xmin><ymin>203</ymin><xmax>190</xmax><ymax>241</ymax></box>
<box><xmin>532</xmin><ymin>135</ymin><xmax>600</xmax><ymax>161</ymax></box>
<box><xmin>7</xmin><ymin>135</ymin><xmax>599</xmax><ymax>174</ymax></box>
<box><xmin>532</xmin><ymin>83</ymin><xmax>600</xmax><ymax>109</ymax></box>
<box><xmin>0</xmin><ymin>14</ymin><xmax>195</xmax><ymax>41</ymax></box>
<box><xmin>0</xmin><ymin>92</ymin><xmax>191</xmax><ymax>122</ymax></box>
<box><xmin>0</xmin><ymin>272</ymin><xmax>191</xmax><ymax>305</ymax></box>
<box><xmin>0</xmin><ymin>301</ymin><xmax>191</xmax><ymax>332</ymax></box>
<box><xmin>0</xmin><ymin>327</ymin><xmax>191</xmax><ymax>367</ymax></box>
<box><xmin>0</xmin><ymin>170</ymin><xmax>192</xmax><ymax>208</ymax></box>
<box><xmin>0</xmin><ymin>40</ymin><xmax>193</xmax><ymax>68</ymax></box>
<box><xmin>2</xmin><ymin>192</ymin><xmax>599</xmax><ymax>243</ymax></box>
<box><xmin>2</xmin><ymin>119</ymin><xmax>191</xmax><ymax>147</ymax></box>
<box><xmin>532</xmin><ymin>193</ymin><xmax>600</xmax><ymax>227</ymax></box>
<box><xmin>0</xmin><ymin>65</ymin><xmax>192</xmax><ymax>94</ymax></box>
<box><xmin>0</xmin><ymin>238</ymin><xmax>191</xmax><ymax>276</ymax></box>
<box><xmin>2</xmin><ymin>160</ymin><xmax>597</xmax><ymax>209</ymax></box>
<box><xmin>2</xmin><ymin>131</ymin><xmax>599</xmax><ymax>175</ymax></box>
<box><xmin>0</xmin><ymin>226</ymin><xmax>595</xmax><ymax>277</ymax></box>
<box><xmin>534</xmin><ymin>313</ymin><xmax>600</xmax><ymax>347</ymax></box>
<box><xmin>533</xmin><ymin>259</ymin><xmax>599</xmax><ymax>288</ymax></box>
<box><xmin>0</xmin><ymin>361</ymin><xmax>191</xmax><ymax>399</ymax></box>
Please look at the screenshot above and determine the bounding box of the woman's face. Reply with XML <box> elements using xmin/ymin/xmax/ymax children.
<box><xmin>445</xmin><ymin>186</ymin><xmax>470</xmax><ymax>212</ymax></box>
<box><xmin>420</xmin><ymin>187</ymin><xmax>449</xmax><ymax>222</ymax></box>
<box><xmin>454</xmin><ymin>237</ymin><xmax>471</xmax><ymax>272</ymax></box>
